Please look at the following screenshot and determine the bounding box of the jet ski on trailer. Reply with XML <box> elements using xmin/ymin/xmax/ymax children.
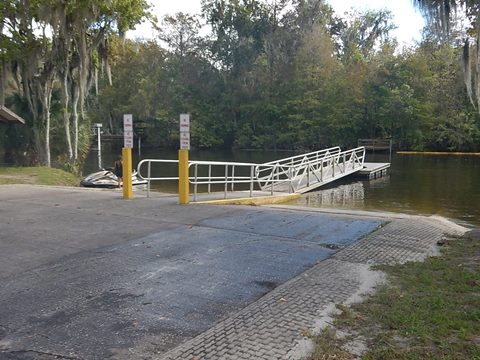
<box><xmin>80</xmin><ymin>169</ymin><xmax>147</xmax><ymax>188</ymax></box>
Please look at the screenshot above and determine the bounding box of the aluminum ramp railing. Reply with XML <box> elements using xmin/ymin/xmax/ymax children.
<box><xmin>256</xmin><ymin>146</ymin><xmax>365</xmax><ymax>194</ymax></box>
<box><xmin>137</xmin><ymin>159</ymin><xmax>278</xmax><ymax>200</ymax></box>
<box><xmin>255</xmin><ymin>146</ymin><xmax>341</xmax><ymax>193</ymax></box>
<box><xmin>137</xmin><ymin>146</ymin><xmax>366</xmax><ymax>200</ymax></box>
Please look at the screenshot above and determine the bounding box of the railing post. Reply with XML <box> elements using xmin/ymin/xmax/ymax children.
<box><xmin>343</xmin><ymin>153</ymin><xmax>346</xmax><ymax>173</ymax></box>
<box><xmin>389</xmin><ymin>139</ymin><xmax>392</xmax><ymax>163</ymax></box>
<box><xmin>208</xmin><ymin>164</ymin><xmax>211</xmax><ymax>194</ymax></box>
<box><xmin>271</xmin><ymin>165</ymin><xmax>275</xmax><ymax>196</ymax></box>
<box><xmin>289</xmin><ymin>166</ymin><xmax>293</xmax><ymax>193</ymax></box>
<box><xmin>224</xmin><ymin>164</ymin><xmax>228</xmax><ymax>199</ymax></box>
<box><xmin>231</xmin><ymin>166</ymin><xmax>235</xmax><ymax>192</ymax></box>
<box><xmin>320</xmin><ymin>160</ymin><xmax>323</xmax><ymax>182</ymax></box>
<box><xmin>307</xmin><ymin>165</ymin><xmax>310</xmax><ymax>187</ymax></box>
<box><xmin>250</xmin><ymin>165</ymin><xmax>254</xmax><ymax>197</ymax></box>
<box><xmin>194</xmin><ymin>163</ymin><xmax>198</xmax><ymax>202</ymax></box>
<box><xmin>147</xmin><ymin>161</ymin><xmax>151</xmax><ymax>198</ymax></box>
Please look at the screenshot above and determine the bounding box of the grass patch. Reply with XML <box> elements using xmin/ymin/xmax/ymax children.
<box><xmin>0</xmin><ymin>166</ymin><xmax>79</xmax><ymax>186</ymax></box>
<box><xmin>311</xmin><ymin>236</ymin><xmax>480</xmax><ymax>360</ymax></box>
<box><xmin>311</xmin><ymin>327</ymin><xmax>354</xmax><ymax>360</ymax></box>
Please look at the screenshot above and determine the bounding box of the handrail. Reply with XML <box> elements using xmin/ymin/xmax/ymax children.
<box><xmin>137</xmin><ymin>159</ymin><xmax>179</xmax><ymax>197</ymax></box>
<box><xmin>260</xmin><ymin>146</ymin><xmax>341</xmax><ymax>166</ymax></box>
<box><xmin>256</xmin><ymin>146</ymin><xmax>365</xmax><ymax>193</ymax></box>
<box><xmin>188</xmin><ymin>160</ymin><xmax>269</xmax><ymax>201</ymax></box>
<box><xmin>255</xmin><ymin>147</ymin><xmax>343</xmax><ymax>192</ymax></box>
<box><xmin>137</xmin><ymin>146</ymin><xmax>366</xmax><ymax>200</ymax></box>
<box><xmin>137</xmin><ymin>158</ymin><xmax>274</xmax><ymax>199</ymax></box>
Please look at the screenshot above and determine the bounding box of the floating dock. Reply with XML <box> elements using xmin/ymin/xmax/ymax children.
<box><xmin>357</xmin><ymin>162</ymin><xmax>390</xmax><ymax>179</ymax></box>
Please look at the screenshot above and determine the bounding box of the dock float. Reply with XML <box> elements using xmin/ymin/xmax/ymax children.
<box><xmin>357</xmin><ymin>162</ymin><xmax>390</xmax><ymax>179</ymax></box>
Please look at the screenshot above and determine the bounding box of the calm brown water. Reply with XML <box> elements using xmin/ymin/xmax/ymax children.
<box><xmin>293</xmin><ymin>153</ymin><xmax>480</xmax><ymax>227</ymax></box>
<box><xmin>85</xmin><ymin>146</ymin><xmax>480</xmax><ymax>227</ymax></box>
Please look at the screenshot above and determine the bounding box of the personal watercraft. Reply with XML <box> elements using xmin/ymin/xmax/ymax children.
<box><xmin>80</xmin><ymin>169</ymin><xmax>147</xmax><ymax>188</ymax></box>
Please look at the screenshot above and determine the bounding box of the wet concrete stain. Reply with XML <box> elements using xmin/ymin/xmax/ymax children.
<box><xmin>323</xmin><ymin>243</ymin><xmax>341</xmax><ymax>250</ymax></box>
<box><xmin>28</xmin><ymin>310</ymin><xmax>79</xmax><ymax>328</ymax></box>
<box><xmin>254</xmin><ymin>280</ymin><xmax>278</xmax><ymax>290</ymax></box>
<box><xmin>0</xmin><ymin>206</ymin><xmax>383</xmax><ymax>359</ymax></box>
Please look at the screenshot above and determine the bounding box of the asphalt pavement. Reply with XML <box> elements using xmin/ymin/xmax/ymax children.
<box><xmin>0</xmin><ymin>185</ymin><xmax>384</xmax><ymax>359</ymax></box>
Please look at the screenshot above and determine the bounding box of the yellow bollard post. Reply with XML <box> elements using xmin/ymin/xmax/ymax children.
<box><xmin>178</xmin><ymin>149</ymin><xmax>189</xmax><ymax>204</ymax></box>
<box><xmin>122</xmin><ymin>147</ymin><xmax>133</xmax><ymax>199</ymax></box>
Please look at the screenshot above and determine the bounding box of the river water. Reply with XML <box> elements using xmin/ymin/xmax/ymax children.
<box><xmin>84</xmin><ymin>145</ymin><xmax>480</xmax><ymax>227</ymax></box>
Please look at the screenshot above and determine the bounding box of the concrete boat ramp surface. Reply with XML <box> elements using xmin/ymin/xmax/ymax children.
<box><xmin>0</xmin><ymin>185</ymin><xmax>465</xmax><ymax>359</ymax></box>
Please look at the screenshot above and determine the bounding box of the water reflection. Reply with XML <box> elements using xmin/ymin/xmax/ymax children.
<box><xmin>366</xmin><ymin>175</ymin><xmax>390</xmax><ymax>189</ymax></box>
<box><xmin>300</xmin><ymin>181</ymin><xmax>365</xmax><ymax>207</ymax></box>
<box><xmin>299</xmin><ymin>176</ymin><xmax>393</xmax><ymax>208</ymax></box>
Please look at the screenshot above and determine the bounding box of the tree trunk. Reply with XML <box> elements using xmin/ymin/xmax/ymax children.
<box><xmin>21</xmin><ymin>68</ymin><xmax>43</xmax><ymax>164</ymax></box>
<box><xmin>44</xmin><ymin>97</ymin><xmax>51</xmax><ymax>167</ymax></box>
<box><xmin>72</xmin><ymin>85</ymin><xmax>80</xmax><ymax>159</ymax></box>
<box><xmin>0</xmin><ymin>61</ymin><xmax>6</xmax><ymax>106</ymax></box>
<box><xmin>43</xmin><ymin>79</ymin><xmax>54</xmax><ymax>167</ymax></box>
<box><xmin>108</xmin><ymin>112</ymin><xmax>114</xmax><ymax>132</ymax></box>
<box><xmin>62</xmin><ymin>71</ymin><xmax>73</xmax><ymax>159</ymax></box>
<box><xmin>36</xmin><ymin>69</ymin><xmax>55</xmax><ymax>167</ymax></box>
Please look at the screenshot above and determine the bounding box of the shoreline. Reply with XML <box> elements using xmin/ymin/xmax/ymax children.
<box><xmin>397</xmin><ymin>151</ymin><xmax>480</xmax><ymax>156</ymax></box>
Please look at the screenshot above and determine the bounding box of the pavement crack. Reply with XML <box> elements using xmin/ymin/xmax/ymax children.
<box><xmin>190</xmin><ymin>222</ymin><xmax>335</xmax><ymax>247</ymax></box>
<box><xmin>1</xmin><ymin>349</ymin><xmax>80</xmax><ymax>359</ymax></box>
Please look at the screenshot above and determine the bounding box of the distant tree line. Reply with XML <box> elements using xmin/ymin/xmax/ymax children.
<box><xmin>1</xmin><ymin>0</ymin><xmax>479</xmax><ymax>168</ymax></box>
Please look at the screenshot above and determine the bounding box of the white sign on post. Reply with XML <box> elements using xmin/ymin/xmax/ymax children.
<box><xmin>123</xmin><ymin>114</ymin><xmax>133</xmax><ymax>148</ymax></box>
<box><xmin>179</xmin><ymin>114</ymin><xmax>190</xmax><ymax>132</ymax></box>
<box><xmin>180</xmin><ymin>132</ymin><xmax>190</xmax><ymax>141</ymax></box>
<box><xmin>124</xmin><ymin>130</ymin><xmax>134</xmax><ymax>148</ymax></box>
<box><xmin>179</xmin><ymin>113</ymin><xmax>190</xmax><ymax>150</ymax></box>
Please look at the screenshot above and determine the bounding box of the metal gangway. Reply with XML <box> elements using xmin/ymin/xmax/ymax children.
<box><xmin>137</xmin><ymin>146</ymin><xmax>366</xmax><ymax>200</ymax></box>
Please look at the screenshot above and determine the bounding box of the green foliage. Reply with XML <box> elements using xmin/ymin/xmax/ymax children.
<box><xmin>2</xmin><ymin>0</ymin><xmax>479</xmax><ymax>162</ymax></box>
<box><xmin>0</xmin><ymin>0</ymin><xmax>151</xmax><ymax>166</ymax></box>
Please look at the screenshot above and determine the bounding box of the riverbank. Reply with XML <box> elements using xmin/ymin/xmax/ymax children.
<box><xmin>0</xmin><ymin>166</ymin><xmax>79</xmax><ymax>186</ymax></box>
<box><xmin>397</xmin><ymin>151</ymin><xmax>480</xmax><ymax>156</ymax></box>
<box><xmin>310</xmin><ymin>230</ymin><xmax>480</xmax><ymax>360</ymax></box>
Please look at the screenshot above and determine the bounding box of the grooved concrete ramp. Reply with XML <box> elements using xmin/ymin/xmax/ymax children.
<box><xmin>159</xmin><ymin>217</ymin><xmax>459</xmax><ymax>360</ymax></box>
<box><xmin>0</xmin><ymin>185</ymin><xmax>381</xmax><ymax>359</ymax></box>
<box><xmin>0</xmin><ymin>186</ymin><xmax>465</xmax><ymax>360</ymax></box>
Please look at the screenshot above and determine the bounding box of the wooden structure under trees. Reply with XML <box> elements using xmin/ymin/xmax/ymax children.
<box><xmin>357</xmin><ymin>138</ymin><xmax>392</xmax><ymax>151</ymax></box>
<box><xmin>0</xmin><ymin>106</ymin><xmax>25</xmax><ymax>125</ymax></box>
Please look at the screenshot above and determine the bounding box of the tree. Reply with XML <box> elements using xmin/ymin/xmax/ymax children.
<box><xmin>335</xmin><ymin>10</ymin><xmax>396</xmax><ymax>62</ymax></box>
<box><xmin>0</xmin><ymin>0</ymin><xmax>150</xmax><ymax>166</ymax></box>
<box><xmin>415</xmin><ymin>0</ymin><xmax>480</xmax><ymax>111</ymax></box>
